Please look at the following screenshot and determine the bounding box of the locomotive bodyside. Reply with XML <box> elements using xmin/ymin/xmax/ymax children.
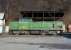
<box><xmin>9</xmin><ymin>20</ymin><xmax>65</xmax><ymax>35</ymax></box>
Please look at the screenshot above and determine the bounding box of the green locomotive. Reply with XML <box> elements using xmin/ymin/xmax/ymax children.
<box><xmin>9</xmin><ymin>11</ymin><xmax>65</xmax><ymax>35</ymax></box>
<box><xmin>9</xmin><ymin>19</ymin><xmax>65</xmax><ymax>35</ymax></box>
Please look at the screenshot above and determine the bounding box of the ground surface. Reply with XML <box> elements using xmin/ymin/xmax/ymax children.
<box><xmin>0</xmin><ymin>35</ymin><xmax>71</xmax><ymax>50</ymax></box>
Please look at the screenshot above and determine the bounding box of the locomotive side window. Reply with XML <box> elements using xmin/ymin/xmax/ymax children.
<box><xmin>20</xmin><ymin>11</ymin><xmax>64</xmax><ymax>21</ymax></box>
<box><xmin>44</xmin><ymin>11</ymin><xmax>64</xmax><ymax>21</ymax></box>
<box><xmin>33</xmin><ymin>11</ymin><xmax>43</xmax><ymax>21</ymax></box>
